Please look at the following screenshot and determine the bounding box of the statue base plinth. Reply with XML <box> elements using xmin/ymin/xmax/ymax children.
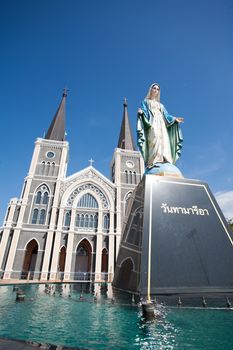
<box><xmin>113</xmin><ymin>175</ymin><xmax>233</xmax><ymax>303</ymax></box>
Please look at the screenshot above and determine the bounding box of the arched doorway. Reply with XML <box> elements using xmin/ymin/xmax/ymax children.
<box><xmin>22</xmin><ymin>239</ymin><xmax>38</xmax><ymax>279</ymax></box>
<box><xmin>75</xmin><ymin>239</ymin><xmax>92</xmax><ymax>280</ymax></box>
<box><xmin>117</xmin><ymin>258</ymin><xmax>134</xmax><ymax>291</ymax></box>
<box><xmin>101</xmin><ymin>248</ymin><xmax>108</xmax><ymax>276</ymax></box>
<box><xmin>59</xmin><ymin>246</ymin><xmax>66</xmax><ymax>278</ymax></box>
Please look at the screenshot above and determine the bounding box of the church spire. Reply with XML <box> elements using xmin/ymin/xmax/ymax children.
<box><xmin>45</xmin><ymin>89</ymin><xmax>67</xmax><ymax>141</ymax></box>
<box><xmin>117</xmin><ymin>98</ymin><xmax>136</xmax><ymax>150</ymax></box>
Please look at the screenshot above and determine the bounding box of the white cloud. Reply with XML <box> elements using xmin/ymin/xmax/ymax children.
<box><xmin>214</xmin><ymin>190</ymin><xmax>233</xmax><ymax>220</ymax></box>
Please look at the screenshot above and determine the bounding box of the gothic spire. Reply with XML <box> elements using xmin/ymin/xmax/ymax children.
<box><xmin>117</xmin><ymin>98</ymin><xmax>136</xmax><ymax>150</ymax></box>
<box><xmin>45</xmin><ymin>89</ymin><xmax>67</xmax><ymax>141</ymax></box>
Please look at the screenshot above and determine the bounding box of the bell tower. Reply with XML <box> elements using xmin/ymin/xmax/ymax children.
<box><xmin>0</xmin><ymin>90</ymin><xmax>69</xmax><ymax>280</ymax></box>
<box><xmin>111</xmin><ymin>99</ymin><xmax>144</xmax><ymax>256</ymax></box>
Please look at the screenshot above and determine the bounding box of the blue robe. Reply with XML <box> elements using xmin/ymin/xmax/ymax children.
<box><xmin>137</xmin><ymin>99</ymin><xmax>183</xmax><ymax>168</ymax></box>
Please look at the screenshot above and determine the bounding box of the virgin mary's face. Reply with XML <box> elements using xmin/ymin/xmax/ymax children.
<box><xmin>150</xmin><ymin>84</ymin><xmax>160</xmax><ymax>99</ymax></box>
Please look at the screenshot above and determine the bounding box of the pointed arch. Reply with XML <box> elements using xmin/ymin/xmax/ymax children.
<box><xmin>31</xmin><ymin>208</ymin><xmax>39</xmax><ymax>224</ymax></box>
<box><xmin>103</xmin><ymin>214</ymin><xmax>109</xmax><ymax>231</ymax></box>
<box><xmin>75</xmin><ymin>239</ymin><xmax>92</xmax><ymax>278</ymax></box>
<box><xmin>116</xmin><ymin>257</ymin><xmax>135</xmax><ymax>292</ymax></box>
<box><xmin>59</xmin><ymin>246</ymin><xmax>66</xmax><ymax>272</ymax></box>
<box><xmin>42</xmin><ymin>192</ymin><xmax>49</xmax><ymax>204</ymax></box>
<box><xmin>124</xmin><ymin>191</ymin><xmax>133</xmax><ymax>215</ymax></box>
<box><xmin>64</xmin><ymin>211</ymin><xmax>71</xmax><ymax>227</ymax></box>
<box><xmin>61</xmin><ymin>176</ymin><xmax>114</xmax><ymax>212</ymax></box>
<box><xmin>120</xmin><ymin>256</ymin><xmax>135</xmax><ymax>271</ymax></box>
<box><xmin>23</xmin><ymin>237</ymin><xmax>40</xmax><ymax>251</ymax></box>
<box><xmin>77</xmin><ymin>193</ymin><xmax>99</xmax><ymax>208</ymax></box>
<box><xmin>125</xmin><ymin>170</ymin><xmax>128</xmax><ymax>183</ymax></box>
<box><xmin>133</xmin><ymin>171</ymin><xmax>137</xmax><ymax>184</ymax></box>
<box><xmin>35</xmin><ymin>191</ymin><xmax>42</xmax><ymax>204</ymax></box>
<box><xmin>74</xmin><ymin>237</ymin><xmax>93</xmax><ymax>254</ymax></box>
<box><xmin>129</xmin><ymin>171</ymin><xmax>133</xmax><ymax>184</ymax></box>
<box><xmin>35</xmin><ymin>183</ymin><xmax>50</xmax><ymax>193</ymax></box>
<box><xmin>22</xmin><ymin>239</ymin><xmax>39</xmax><ymax>274</ymax></box>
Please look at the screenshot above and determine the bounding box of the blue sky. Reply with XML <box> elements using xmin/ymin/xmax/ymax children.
<box><xmin>1</xmin><ymin>0</ymin><xmax>233</xmax><ymax>223</ymax></box>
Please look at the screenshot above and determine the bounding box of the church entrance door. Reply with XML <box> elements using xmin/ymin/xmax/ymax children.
<box><xmin>75</xmin><ymin>239</ymin><xmax>92</xmax><ymax>280</ymax></box>
<box><xmin>22</xmin><ymin>239</ymin><xmax>38</xmax><ymax>279</ymax></box>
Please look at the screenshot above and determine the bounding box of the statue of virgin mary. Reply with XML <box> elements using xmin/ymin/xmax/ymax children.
<box><xmin>137</xmin><ymin>83</ymin><xmax>184</xmax><ymax>171</ymax></box>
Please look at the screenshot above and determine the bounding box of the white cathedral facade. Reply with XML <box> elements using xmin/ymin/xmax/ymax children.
<box><xmin>0</xmin><ymin>91</ymin><xmax>144</xmax><ymax>282</ymax></box>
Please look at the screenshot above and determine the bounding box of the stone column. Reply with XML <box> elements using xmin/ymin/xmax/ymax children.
<box><xmin>64</xmin><ymin>232</ymin><xmax>74</xmax><ymax>281</ymax></box>
<box><xmin>115</xmin><ymin>151</ymin><xmax>122</xmax><ymax>239</ymax></box>
<box><xmin>64</xmin><ymin>208</ymin><xmax>76</xmax><ymax>281</ymax></box>
<box><xmin>0</xmin><ymin>200</ymin><xmax>17</xmax><ymax>270</ymax></box>
<box><xmin>95</xmin><ymin>234</ymin><xmax>102</xmax><ymax>282</ymax></box>
<box><xmin>0</xmin><ymin>228</ymin><xmax>11</xmax><ymax>270</ymax></box>
<box><xmin>49</xmin><ymin>207</ymin><xmax>65</xmax><ymax>280</ymax></box>
<box><xmin>115</xmin><ymin>234</ymin><xmax>121</xmax><ymax>259</ymax></box>
<box><xmin>108</xmin><ymin>210</ymin><xmax>115</xmax><ymax>282</ymax></box>
<box><xmin>49</xmin><ymin>231</ymin><xmax>61</xmax><ymax>281</ymax></box>
<box><xmin>3</xmin><ymin>229</ymin><xmax>21</xmax><ymax>279</ymax></box>
<box><xmin>3</xmin><ymin>196</ymin><xmax>28</xmax><ymax>279</ymax></box>
<box><xmin>108</xmin><ymin>234</ymin><xmax>115</xmax><ymax>282</ymax></box>
<box><xmin>40</xmin><ymin>230</ymin><xmax>54</xmax><ymax>281</ymax></box>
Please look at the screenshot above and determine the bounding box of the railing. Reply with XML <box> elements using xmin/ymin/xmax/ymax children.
<box><xmin>0</xmin><ymin>270</ymin><xmax>111</xmax><ymax>282</ymax></box>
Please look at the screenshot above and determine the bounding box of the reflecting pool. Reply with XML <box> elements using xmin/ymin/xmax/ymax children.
<box><xmin>0</xmin><ymin>284</ymin><xmax>233</xmax><ymax>349</ymax></box>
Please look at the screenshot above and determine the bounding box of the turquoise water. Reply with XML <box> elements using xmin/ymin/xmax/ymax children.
<box><xmin>0</xmin><ymin>284</ymin><xmax>233</xmax><ymax>349</ymax></box>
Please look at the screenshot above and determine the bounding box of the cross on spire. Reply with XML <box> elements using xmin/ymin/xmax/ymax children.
<box><xmin>63</xmin><ymin>87</ymin><xmax>69</xmax><ymax>97</ymax></box>
<box><xmin>88</xmin><ymin>158</ymin><xmax>94</xmax><ymax>167</ymax></box>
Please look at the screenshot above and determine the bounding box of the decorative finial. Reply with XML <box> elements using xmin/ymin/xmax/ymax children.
<box><xmin>63</xmin><ymin>87</ymin><xmax>69</xmax><ymax>97</ymax></box>
<box><xmin>88</xmin><ymin>158</ymin><xmax>94</xmax><ymax>167</ymax></box>
<box><xmin>124</xmin><ymin>97</ymin><xmax>128</xmax><ymax>106</ymax></box>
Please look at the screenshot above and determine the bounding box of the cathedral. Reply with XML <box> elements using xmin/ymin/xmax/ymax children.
<box><xmin>0</xmin><ymin>91</ymin><xmax>144</xmax><ymax>282</ymax></box>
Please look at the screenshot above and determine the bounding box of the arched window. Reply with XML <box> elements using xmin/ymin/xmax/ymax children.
<box><xmin>80</xmin><ymin>214</ymin><xmax>84</xmax><ymax>227</ymax></box>
<box><xmin>39</xmin><ymin>209</ymin><xmax>46</xmax><ymax>225</ymax></box>
<box><xmin>125</xmin><ymin>192</ymin><xmax>132</xmax><ymax>214</ymax></box>
<box><xmin>41</xmin><ymin>161</ymin><xmax>45</xmax><ymax>175</ymax></box>
<box><xmin>64</xmin><ymin>211</ymin><xmax>71</xmax><ymax>227</ymax></box>
<box><xmin>35</xmin><ymin>191</ymin><xmax>42</xmax><ymax>204</ymax></box>
<box><xmin>46</xmin><ymin>162</ymin><xmax>50</xmax><ymax>176</ymax></box>
<box><xmin>129</xmin><ymin>171</ymin><xmax>133</xmax><ymax>184</ymax></box>
<box><xmin>31</xmin><ymin>209</ymin><xmax>39</xmax><ymax>224</ymax></box>
<box><xmin>93</xmin><ymin>214</ymin><xmax>98</xmax><ymax>229</ymax></box>
<box><xmin>125</xmin><ymin>170</ymin><xmax>128</xmax><ymax>184</ymax></box>
<box><xmin>133</xmin><ymin>171</ymin><xmax>137</xmax><ymax>184</ymax></box>
<box><xmin>75</xmin><ymin>214</ymin><xmax>80</xmax><ymax>227</ymax></box>
<box><xmin>84</xmin><ymin>214</ymin><xmax>89</xmax><ymax>228</ymax></box>
<box><xmin>90</xmin><ymin>215</ymin><xmax>94</xmax><ymax>228</ymax></box>
<box><xmin>103</xmin><ymin>214</ymin><xmax>109</xmax><ymax>230</ymax></box>
<box><xmin>42</xmin><ymin>192</ymin><xmax>49</xmax><ymax>204</ymax></box>
<box><xmin>77</xmin><ymin>193</ymin><xmax>98</xmax><ymax>208</ymax></box>
<box><xmin>51</xmin><ymin>162</ymin><xmax>55</xmax><ymax>176</ymax></box>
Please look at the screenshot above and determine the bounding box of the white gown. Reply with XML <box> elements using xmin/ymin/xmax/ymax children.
<box><xmin>146</xmin><ymin>99</ymin><xmax>173</xmax><ymax>165</ymax></box>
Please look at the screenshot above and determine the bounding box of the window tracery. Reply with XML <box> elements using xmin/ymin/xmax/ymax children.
<box><xmin>66</xmin><ymin>183</ymin><xmax>109</xmax><ymax>209</ymax></box>
<box><xmin>31</xmin><ymin>185</ymin><xmax>50</xmax><ymax>224</ymax></box>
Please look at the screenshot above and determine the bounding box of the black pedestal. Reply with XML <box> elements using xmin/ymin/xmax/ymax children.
<box><xmin>113</xmin><ymin>175</ymin><xmax>233</xmax><ymax>298</ymax></box>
